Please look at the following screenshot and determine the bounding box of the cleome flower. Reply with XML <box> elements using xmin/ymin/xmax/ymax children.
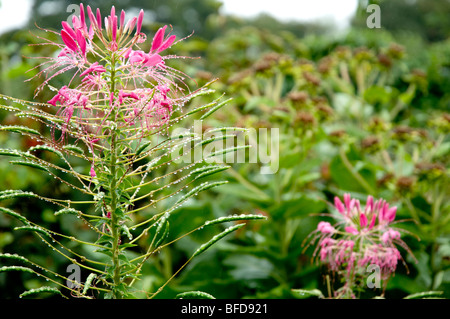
<box><xmin>306</xmin><ymin>193</ymin><xmax>416</xmax><ymax>296</ymax></box>
<box><xmin>29</xmin><ymin>4</ymin><xmax>194</xmax><ymax>146</ymax></box>
<box><xmin>23</xmin><ymin>3</ymin><xmax>205</xmax><ymax>183</ymax></box>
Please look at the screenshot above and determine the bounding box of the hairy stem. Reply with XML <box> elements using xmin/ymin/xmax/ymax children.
<box><xmin>107</xmin><ymin>55</ymin><xmax>123</xmax><ymax>299</ymax></box>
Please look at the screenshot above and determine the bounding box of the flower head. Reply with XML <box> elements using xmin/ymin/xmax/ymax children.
<box><xmin>310</xmin><ymin>193</ymin><xmax>416</xmax><ymax>295</ymax></box>
<box><xmin>30</xmin><ymin>3</ymin><xmax>195</xmax><ymax>180</ymax></box>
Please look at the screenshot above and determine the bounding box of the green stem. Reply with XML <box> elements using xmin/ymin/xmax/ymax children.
<box><xmin>108</xmin><ymin>55</ymin><xmax>123</xmax><ymax>299</ymax></box>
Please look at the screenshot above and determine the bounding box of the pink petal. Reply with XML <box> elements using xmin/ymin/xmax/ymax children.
<box><xmin>136</xmin><ymin>9</ymin><xmax>144</xmax><ymax>35</ymax></box>
<box><xmin>343</xmin><ymin>193</ymin><xmax>351</xmax><ymax>210</ymax></box>
<box><xmin>87</xmin><ymin>5</ymin><xmax>97</xmax><ymax>29</ymax></box>
<box><xmin>110</xmin><ymin>6</ymin><xmax>116</xmax><ymax>20</ymax></box>
<box><xmin>65</xmin><ymin>106</ymin><xmax>74</xmax><ymax>123</ymax></box>
<box><xmin>48</xmin><ymin>94</ymin><xmax>60</xmax><ymax>106</ymax></box>
<box><xmin>157</xmin><ymin>34</ymin><xmax>176</xmax><ymax>53</ymax></box>
<box><xmin>360</xmin><ymin>213</ymin><xmax>368</xmax><ymax>227</ymax></box>
<box><xmin>334</xmin><ymin>196</ymin><xmax>345</xmax><ymax>215</ymax></box>
<box><xmin>366</xmin><ymin>195</ymin><xmax>374</xmax><ymax>213</ymax></box>
<box><xmin>345</xmin><ymin>226</ymin><xmax>359</xmax><ymax>235</ymax></box>
<box><xmin>124</xmin><ymin>17</ymin><xmax>136</xmax><ymax>34</ymax></box>
<box><xmin>151</xmin><ymin>25</ymin><xmax>167</xmax><ymax>52</ymax></box>
<box><xmin>61</xmin><ymin>21</ymin><xmax>76</xmax><ymax>39</ymax></box>
<box><xmin>79</xmin><ymin>3</ymin><xmax>86</xmax><ymax>32</ymax></box>
<box><xmin>109</xmin><ymin>92</ymin><xmax>114</xmax><ymax>106</ymax></box>
<box><xmin>96</xmin><ymin>8</ymin><xmax>102</xmax><ymax>29</ymax></box>
<box><xmin>387</xmin><ymin>206</ymin><xmax>397</xmax><ymax>223</ymax></box>
<box><xmin>368</xmin><ymin>214</ymin><xmax>376</xmax><ymax>229</ymax></box>
<box><xmin>120</xmin><ymin>10</ymin><xmax>125</xmax><ymax>29</ymax></box>
<box><xmin>144</xmin><ymin>54</ymin><xmax>162</xmax><ymax>66</ymax></box>
<box><xmin>76</xmin><ymin>29</ymin><xmax>86</xmax><ymax>56</ymax></box>
<box><xmin>61</xmin><ymin>29</ymin><xmax>78</xmax><ymax>52</ymax></box>
<box><xmin>72</xmin><ymin>15</ymin><xmax>81</xmax><ymax>30</ymax></box>
<box><xmin>90</xmin><ymin>165</ymin><xmax>96</xmax><ymax>178</ymax></box>
<box><xmin>122</xmin><ymin>46</ymin><xmax>132</xmax><ymax>59</ymax></box>
<box><xmin>112</xmin><ymin>15</ymin><xmax>117</xmax><ymax>41</ymax></box>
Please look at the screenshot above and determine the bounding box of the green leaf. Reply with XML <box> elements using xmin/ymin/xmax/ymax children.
<box><xmin>174</xmin><ymin>181</ymin><xmax>228</xmax><ymax>206</ymax></box>
<box><xmin>206</xmin><ymin>145</ymin><xmax>250</xmax><ymax>159</ymax></box>
<box><xmin>153</xmin><ymin>215</ymin><xmax>169</xmax><ymax>248</ymax></box>
<box><xmin>14</xmin><ymin>226</ymin><xmax>51</xmax><ymax>238</ymax></box>
<box><xmin>20</xmin><ymin>287</ymin><xmax>63</xmax><ymax>298</ymax></box>
<box><xmin>195</xmin><ymin>134</ymin><xmax>236</xmax><ymax>147</ymax></box>
<box><xmin>404</xmin><ymin>291</ymin><xmax>444</xmax><ymax>299</ymax></box>
<box><xmin>0</xmin><ymin>253</ymin><xmax>31</xmax><ymax>264</ymax></box>
<box><xmin>28</xmin><ymin>145</ymin><xmax>64</xmax><ymax>158</ymax></box>
<box><xmin>0</xmin><ymin>266</ymin><xmax>35</xmax><ymax>274</ymax></box>
<box><xmin>10</xmin><ymin>160</ymin><xmax>49</xmax><ymax>172</ymax></box>
<box><xmin>0</xmin><ymin>125</ymin><xmax>40</xmax><ymax>135</ymax></box>
<box><xmin>54</xmin><ymin>208</ymin><xmax>81</xmax><ymax>216</ymax></box>
<box><xmin>135</xmin><ymin>140</ymin><xmax>152</xmax><ymax>156</ymax></box>
<box><xmin>0</xmin><ymin>190</ymin><xmax>39</xmax><ymax>201</ymax></box>
<box><xmin>291</xmin><ymin>289</ymin><xmax>325</xmax><ymax>299</ymax></box>
<box><xmin>82</xmin><ymin>273</ymin><xmax>97</xmax><ymax>295</ymax></box>
<box><xmin>176</xmin><ymin>291</ymin><xmax>216</xmax><ymax>299</ymax></box>
<box><xmin>192</xmin><ymin>223</ymin><xmax>245</xmax><ymax>258</ymax></box>
<box><xmin>0</xmin><ymin>149</ymin><xmax>32</xmax><ymax>158</ymax></box>
<box><xmin>200</xmin><ymin>98</ymin><xmax>232</xmax><ymax>120</ymax></box>
<box><xmin>185</xmin><ymin>97</ymin><xmax>223</xmax><ymax>116</ymax></box>
<box><xmin>203</xmin><ymin>214</ymin><xmax>267</xmax><ymax>227</ymax></box>
<box><xmin>0</xmin><ymin>207</ymin><xmax>29</xmax><ymax>224</ymax></box>
<box><xmin>63</xmin><ymin>144</ymin><xmax>84</xmax><ymax>155</ymax></box>
<box><xmin>193</xmin><ymin>165</ymin><xmax>230</xmax><ymax>180</ymax></box>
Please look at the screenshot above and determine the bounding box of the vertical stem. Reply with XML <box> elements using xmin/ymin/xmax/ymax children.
<box><xmin>108</xmin><ymin>55</ymin><xmax>122</xmax><ymax>299</ymax></box>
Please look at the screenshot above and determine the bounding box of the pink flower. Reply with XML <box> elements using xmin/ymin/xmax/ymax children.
<box><xmin>129</xmin><ymin>50</ymin><xmax>162</xmax><ymax>67</ymax></box>
<box><xmin>80</xmin><ymin>62</ymin><xmax>106</xmax><ymax>77</ymax></box>
<box><xmin>308</xmin><ymin>193</ymin><xmax>415</xmax><ymax>290</ymax></box>
<box><xmin>90</xmin><ymin>165</ymin><xmax>96</xmax><ymax>178</ymax></box>
<box><xmin>317</xmin><ymin>221</ymin><xmax>335</xmax><ymax>234</ymax></box>
<box><xmin>118</xmin><ymin>90</ymin><xmax>140</xmax><ymax>104</ymax></box>
<box><xmin>381</xmin><ymin>229</ymin><xmax>401</xmax><ymax>244</ymax></box>
<box><xmin>151</xmin><ymin>25</ymin><xmax>176</xmax><ymax>54</ymax></box>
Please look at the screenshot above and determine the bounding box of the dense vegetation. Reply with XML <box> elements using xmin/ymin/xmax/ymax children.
<box><xmin>0</xmin><ymin>0</ymin><xmax>448</xmax><ymax>299</ymax></box>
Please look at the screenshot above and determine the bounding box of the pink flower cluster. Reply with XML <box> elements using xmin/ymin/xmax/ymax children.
<box><xmin>34</xmin><ymin>4</ymin><xmax>186</xmax><ymax>144</ymax></box>
<box><xmin>29</xmin><ymin>3</ymin><xmax>192</xmax><ymax>180</ymax></box>
<box><xmin>312</xmin><ymin>193</ymin><xmax>410</xmax><ymax>282</ymax></box>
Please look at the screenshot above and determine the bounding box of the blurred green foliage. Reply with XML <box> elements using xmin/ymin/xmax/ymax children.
<box><xmin>0</xmin><ymin>0</ymin><xmax>449</xmax><ymax>299</ymax></box>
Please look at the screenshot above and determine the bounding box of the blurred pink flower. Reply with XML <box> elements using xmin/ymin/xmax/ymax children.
<box><xmin>309</xmin><ymin>193</ymin><xmax>416</xmax><ymax>292</ymax></box>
